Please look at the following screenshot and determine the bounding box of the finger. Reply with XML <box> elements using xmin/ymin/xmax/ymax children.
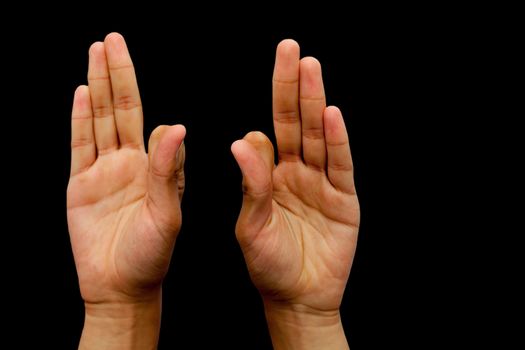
<box><xmin>149</xmin><ymin>124</ymin><xmax>186</xmax><ymax>180</ymax></box>
<box><xmin>273</xmin><ymin>39</ymin><xmax>301</xmax><ymax>162</ymax></box>
<box><xmin>175</xmin><ymin>141</ymin><xmax>186</xmax><ymax>200</ymax></box>
<box><xmin>243</xmin><ymin>131</ymin><xmax>275</xmax><ymax>172</ymax></box>
<box><xmin>300</xmin><ymin>57</ymin><xmax>326</xmax><ymax>170</ymax></box>
<box><xmin>147</xmin><ymin>124</ymin><xmax>186</xmax><ymax>200</ymax></box>
<box><xmin>231</xmin><ymin>139</ymin><xmax>273</xmax><ymax>240</ymax></box>
<box><xmin>147</xmin><ymin>125</ymin><xmax>186</xmax><ymax>223</ymax></box>
<box><xmin>71</xmin><ymin>86</ymin><xmax>96</xmax><ymax>176</ymax></box>
<box><xmin>148</xmin><ymin>125</ymin><xmax>169</xmax><ymax>162</ymax></box>
<box><xmin>324</xmin><ymin>106</ymin><xmax>355</xmax><ymax>194</ymax></box>
<box><xmin>104</xmin><ymin>32</ymin><xmax>144</xmax><ymax>149</ymax></box>
<box><xmin>88</xmin><ymin>42</ymin><xmax>118</xmax><ymax>154</ymax></box>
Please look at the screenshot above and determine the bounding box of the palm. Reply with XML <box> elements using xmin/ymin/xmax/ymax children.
<box><xmin>67</xmin><ymin>34</ymin><xmax>185</xmax><ymax>304</ymax></box>
<box><xmin>232</xmin><ymin>40</ymin><xmax>359</xmax><ymax>312</ymax></box>
<box><xmin>68</xmin><ymin>150</ymin><xmax>163</xmax><ymax>301</ymax></box>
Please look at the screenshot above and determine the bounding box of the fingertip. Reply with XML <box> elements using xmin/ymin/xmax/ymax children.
<box><xmin>243</xmin><ymin>131</ymin><xmax>274</xmax><ymax>164</ymax></box>
<box><xmin>231</xmin><ymin>139</ymin><xmax>271</xmax><ymax>195</ymax></box>
<box><xmin>231</xmin><ymin>140</ymin><xmax>258</xmax><ymax>168</ymax></box>
<box><xmin>89</xmin><ymin>41</ymin><xmax>104</xmax><ymax>56</ymax></box>
<box><xmin>300</xmin><ymin>56</ymin><xmax>322</xmax><ymax>70</ymax></box>
<box><xmin>325</xmin><ymin>105</ymin><xmax>342</xmax><ymax>117</ymax></box>
<box><xmin>174</xmin><ymin>123</ymin><xmax>186</xmax><ymax>132</ymax></box>
<box><xmin>324</xmin><ymin>106</ymin><xmax>341</xmax><ymax>129</ymax></box>
<box><xmin>104</xmin><ymin>32</ymin><xmax>125</xmax><ymax>44</ymax></box>
<box><xmin>73</xmin><ymin>85</ymin><xmax>89</xmax><ymax>108</ymax></box>
<box><xmin>300</xmin><ymin>57</ymin><xmax>324</xmax><ymax>97</ymax></box>
<box><xmin>231</xmin><ymin>139</ymin><xmax>246</xmax><ymax>156</ymax></box>
<box><xmin>150</xmin><ymin>125</ymin><xmax>187</xmax><ymax>175</ymax></box>
<box><xmin>104</xmin><ymin>33</ymin><xmax>129</xmax><ymax>58</ymax></box>
<box><xmin>75</xmin><ymin>84</ymin><xmax>88</xmax><ymax>95</ymax></box>
<box><xmin>243</xmin><ymin>131</ymin><xmax>267</xmax><ymax>143</ymax></box>
<box><xmin>276</xmin><ymin>39</ymin><xmax>300</xmax><ymax>66</ymax></box>
<box><xmin>324</xmin><ymin>106</ymin><xmax>349</xmax><ymax>140</ymax></box>
<box><xmin>277</xmin><ymin>39</ymin><xmax>300</xmax><ymax>53</ymax></box>
<box><xmin>171</xmin><ymin>124</ymin><xmax>186</xmax><ymax>141</ymax></box>
<box><xmin>300</xmin><ymin>57</ymin><xmax>323</xmax><ymax>84</ymax></box>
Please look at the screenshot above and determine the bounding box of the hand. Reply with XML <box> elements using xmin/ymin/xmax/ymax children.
<box><xmin>231</xmin><ymin>40</ymin><xmax>359</xmax><ymax>348</ymax></box>
<box><xmin>67</xmin><ymin>33</ymin><xmax>185</xmax><ymax>348</ymax></box>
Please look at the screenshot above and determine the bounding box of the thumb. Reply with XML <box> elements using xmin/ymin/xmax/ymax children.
<box><xmin>147</xmin><ymin>124</ymin><xmax>186</xmax><ymax>224</ymax></box>
<box><xmin>231</xmin><ymin>131</ymin><xmax>274</xmax><ymax>243</ymax></box>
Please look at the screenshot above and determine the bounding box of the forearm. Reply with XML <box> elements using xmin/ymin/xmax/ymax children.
<box><xmin>78</xmin><ymin>290</ymin><xmax>162</xmax><ymax>350</ymax></box>
<box><xmin>264</xmin><ymin>301</ymin><xmax>349</xmax><ymax>350</ymax></box>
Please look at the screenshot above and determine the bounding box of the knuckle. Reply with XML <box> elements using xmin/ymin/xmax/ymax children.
<box><xmin>302</xmin><ymin>127</ymin><xmax>324</xmax><ymax>140</ymax></box>
<box><xmin>71</xmin><ymin>138</ymin><xmax>92</xmax><ymax>148</ymax></box>
<box><xmin>92</xmin><ymin>105</ymin><xmax>113</xmax><ymax>119</ymax></box>
<box><xmin>274</xmin><ymin>110</ymin><xmax>299</xmax><ymax>123</ymax></box>
<box><xmin>114</xmin><ymin>95</ymin><xmax>141</xmax><ymax>110</ymax></box>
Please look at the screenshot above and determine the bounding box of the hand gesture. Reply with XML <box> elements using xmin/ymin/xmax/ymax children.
<box><xmin>67</xmin><ymin>33</ymin><xmax>186</xmax><ymax>306</ymax></box>
<box><xmin>232</xmin><ymin>40</ymin><xmax>360</xmax><ymax>317</ymax></box>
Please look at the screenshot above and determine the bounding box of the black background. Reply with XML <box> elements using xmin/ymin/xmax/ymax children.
<box><xmin>5</xmin><ymin>10</ymin><xmax>486</xmax><ymax>349</ymax></box>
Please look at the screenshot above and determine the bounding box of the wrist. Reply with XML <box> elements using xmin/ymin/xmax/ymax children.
<box><xmin>263</xmin><ymin>300</ymin><xmax>349</xmax><ymax>350</ymax></box>
<box><xmin>79</xmin><ymin>289</ymin><xmax>162</xmax><ymax>350</ymax></box>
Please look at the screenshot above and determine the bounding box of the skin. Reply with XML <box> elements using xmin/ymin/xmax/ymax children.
<box><xmin>67</xmin><ymin>33</ymin><xmax>185</xmax><ymax>349</ymax></box>
<box><xmin>67</xmin><ymin>33</ymin><xmax>358</xmax><ymax>349</ymax></box>
<box><xmin>231</xmin><ymin>39</ymin><xmax>360</xmax><ymax>349</ymax></box>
